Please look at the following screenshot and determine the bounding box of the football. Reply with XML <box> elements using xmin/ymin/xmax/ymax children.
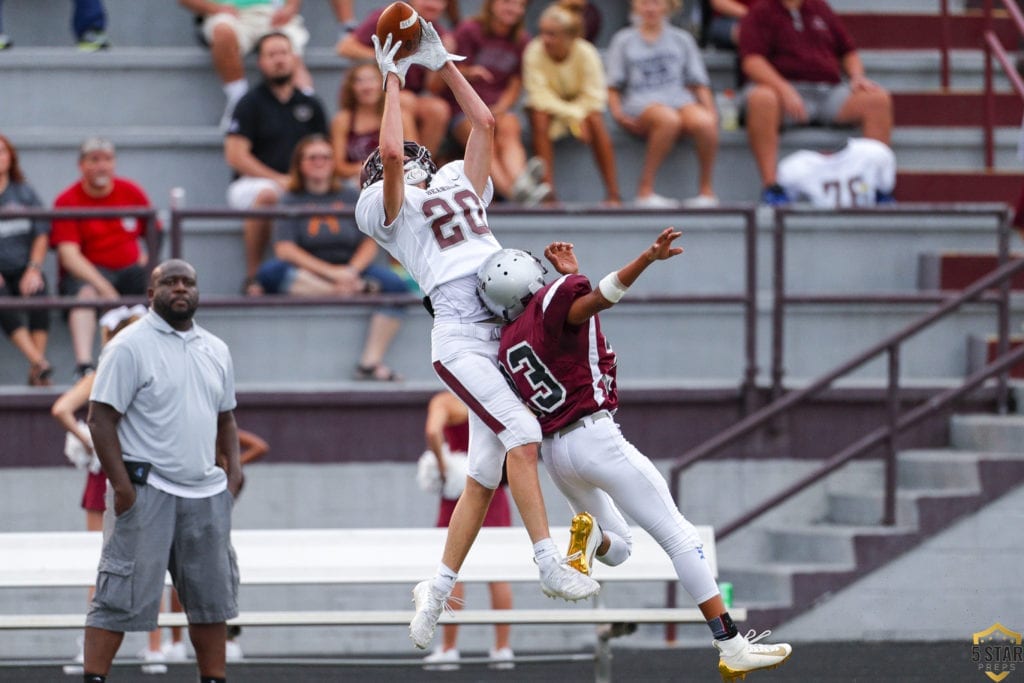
<box><xmin>375</xmin><ymin>1</ymin><xmax>421</xmax><ymax>60</ymax></box>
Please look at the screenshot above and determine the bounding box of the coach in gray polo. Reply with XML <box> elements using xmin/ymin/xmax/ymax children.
<box><xmin>83</xmin><ymin>258</ymin><xmax>241</xmax><ymax>683</ymax></box>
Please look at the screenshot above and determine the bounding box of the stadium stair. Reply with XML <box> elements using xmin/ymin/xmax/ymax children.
<box><xmin>717</xmin><ymin>414</ymin><xmax>1024</xmax><ymax>628</ymax></box>
<box><xmin>840</xmin><ymin>7</ymin><xmax>1024</xmax><ymax>203</ymax></box>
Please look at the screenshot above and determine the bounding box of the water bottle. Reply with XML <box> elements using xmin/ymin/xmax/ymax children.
<box><xmin>716</xmin><ymin>89</ymin><xmax>739</xmax><ymax>131</ymax></box>
<box><xmin>169</xmin><ymin>187</ymin><xmax>186</xmax><ymax>209</ymax></box>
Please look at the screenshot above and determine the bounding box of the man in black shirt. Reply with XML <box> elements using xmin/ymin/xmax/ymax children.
<box><xmin>224</xmin><ymin>31</ymin><xmax>327</xmax><ymax>295</ymax></box>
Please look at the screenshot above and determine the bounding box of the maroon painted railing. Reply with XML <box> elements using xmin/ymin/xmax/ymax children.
<box><xmin>0</xmin><ymin>205</ymin><xmax>762</xmax><ymax>406</ymax></box>
<box><xmin>982</xmin><ymin>0</ymin><xmax>1024</xmax><ymax>168</ymax></box>
<box><xmin>668</xmin><ymin>205</ymin><xmax>1017</xmax><ymax>546</ymax></box>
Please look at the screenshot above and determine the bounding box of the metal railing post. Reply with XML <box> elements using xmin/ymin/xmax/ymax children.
<box><xmin>984</xmin><ymin>0</ymin><xmax>995</xmax><ymax>169</ymax></box>
<box><xmin>883</xmin><ymin>345</ymin><xmax>900</xmax><ymax>526</ymax></box>
<box><xmin>997</xmin><ymin>208</ymin><xmax>1012</xmax><ymax>413</ymax></box>
<box><xmin>742</xmin><ymin>208</ymin><xmax>759</xmax><ymax>415</ymax></box>
<box><xmin>771</xmin><ymin>209</ymin><xmax>786</xmax><ymax>401</ymax></box>
<box><xmin>940</xmin><ymin>0</ymin><xmax>951</xmax><ymax>89</ymax></box>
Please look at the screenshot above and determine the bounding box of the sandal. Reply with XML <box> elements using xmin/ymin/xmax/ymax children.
<box><xmin>354</xmin><ymin>364</ymin><xmax>403</xmax><ymax>382</ymax></box>
<box><xmin>28</xmin><ymin>360</ymin><xmax>54</xmax><ymax>387</ymax></box>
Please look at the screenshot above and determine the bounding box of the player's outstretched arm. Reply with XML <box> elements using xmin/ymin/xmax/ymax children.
<box><xmin>565</xmin><ymin>227</ymin><xmax>683</xmax><ymax>326</ymax></box>
<box><xmin>373</xmin><ymin>33</ymin><xmax>409</xmax><ymax>223</ymax></box>
<box><xmin>411</xmin><ymin>19</ymin><xmax>494</xmax><ymax>195</ymax></box>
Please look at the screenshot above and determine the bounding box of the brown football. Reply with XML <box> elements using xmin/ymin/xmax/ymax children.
<box><xmin>375</xmin><ymin>1</ymin><xmax>421</xmax><ymax>60</ymax></box>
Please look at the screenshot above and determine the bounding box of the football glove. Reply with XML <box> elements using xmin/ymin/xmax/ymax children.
<box><xmin>407</xmin><ymin>19</ymin><xmax>465</xmax><ymax>71</ymax></box>
<box><xmin>372</xmin><ymin>33</ymin><xmax>413</xmax><ymax>89</ymax></box>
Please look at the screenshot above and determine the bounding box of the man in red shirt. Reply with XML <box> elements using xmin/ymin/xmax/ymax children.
<box><xmin>51</xmin><ymin>137</ymin><xmax>156</xmax><ymax>379</ymax></box>
<box><xmin>738</xmin><ymin>0</ymin><xmax>892</xmax><ymax>205</ymax></box>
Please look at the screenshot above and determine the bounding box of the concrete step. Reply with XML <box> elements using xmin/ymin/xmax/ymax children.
<box><xmin>840</xmin><ymin>11</ymin><xmax>1019</xmax><ymax>50</ymax></box>
<box><xmin>894</xmin><ymin>91</ymin><xmax>1024</xmax><ymax>127</ymax></box>
<box><xmin>718</xmin><ymin>562</ymin><xmax>857</xmax><ymax>605</ymax></box>
<box><xmin>825</xmin><ymin>486</ymin><xmax>982</xmax><ymax>526</ymax></box>
<box><xmin>766</xmin><ymin>524</ymin><xmax>918</xmax><ymax>565</ymax></box>
<box><xmin>897</xmin><ymin>449</ymin><xmax>984</xmax><ymax>489</ymax></box>
<box><xmin>898</xmin><ymin>170</ymin><xmax>1024</xmax><ymax>203</ymax></box>
<box><xmin>7</xmin><ymin>125</ymin><xmax>1022</xmax><ymax>213</ymax></box>
<box><xmin>951</xmin><ymin>413</ymin><xmax>1024</xmax><ymax>451</ymax></box>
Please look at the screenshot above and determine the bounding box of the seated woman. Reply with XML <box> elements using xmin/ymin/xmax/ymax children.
<box><xmin>450</xmin><ymin>0</ymin><xmax>548</xmax><ymax>205</ymax></box>
<box><xmin>0</xmin><ymin>133</ymin><xmax>52</xmax><ymax>385</ymax></box>
<box><xmin>256</xmin><ymin>134</ymin><xmax>410</xmax><ymax>381</ymax></box>
<box><xmin>523</xmin><ymin>4</ymin><xmax>621</xmax><ymax>206</ymax></box>
<box><xmin>606</xmin><ymin>0</ymin><xmax>719</xmax><ymax>207</ymax></box>
<box><xmin>331</xmin><ymin>60</ymin><xmax>417</xmax><ymax>195</ymax></box>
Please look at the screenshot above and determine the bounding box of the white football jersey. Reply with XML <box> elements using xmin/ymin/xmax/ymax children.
<box><xmin>356</xmin><ymin>161</ymin><xmax>498</xmax><ymax>296</ymax></box>
<box><xmin>777</xmin><ymin>138</ymin><xmax>896</xmax><ymax>207</ymax></box>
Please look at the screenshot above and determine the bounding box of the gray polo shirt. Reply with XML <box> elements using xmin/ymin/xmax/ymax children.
<box><xmin>90</xmin><ymin>310</ymin><xmax>237</xmax><ymax>495</ymax></box>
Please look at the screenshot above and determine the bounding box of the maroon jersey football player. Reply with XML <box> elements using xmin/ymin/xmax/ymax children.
<box><xmin>479</xmin><ymin>228</ymin><xmax>794</xmax><ymax>680</ymax></box>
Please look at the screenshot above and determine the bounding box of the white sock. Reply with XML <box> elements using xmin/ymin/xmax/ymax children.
<box><xmin>432</xmin><ymin>563</ymin><xmax>457</xmax><ymax>595</ymax></box>
<box><xmin>533</xmin><ymin>537</ymin><xmax>559</xmax><ymax>569</ymax></box>
<box><xmin>223</xmin><ymin>78</ymin><xmax>248</xmax><ymax>103</ymax></box>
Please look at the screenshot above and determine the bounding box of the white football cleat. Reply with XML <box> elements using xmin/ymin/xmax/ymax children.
<box><xmin>539</xmin><ymin>558</ymin><xmax>600</xmax><ymax>601</ymax></box>
<box><xmin>409</xmin><ymin>580</ymin><xmax>452</xmax><ymax>649</ymax></box>
<box><xmin>714</xmin><ymin>629</ymin><xmax>792</xmax><ymax>681</ymax></box>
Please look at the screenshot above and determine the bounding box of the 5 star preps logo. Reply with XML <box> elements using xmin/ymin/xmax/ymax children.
<box><xmin>972</xmin><ymin>623</ymin><xmax>1023</xmax><ymax>682</ymax></box>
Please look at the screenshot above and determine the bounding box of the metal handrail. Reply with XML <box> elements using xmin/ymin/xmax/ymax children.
<box><xmin>1</xmin><ymin>205</ymin><xmax>761</xmax><ymax>404</ymax></box>
<box><xmin>982</xmin><ymin>0</ymin><xmax>1024</xmax><ymax>168</ymax></box>
<box><xmin>668</xmin><ymin>220</ymin><xmax>1024</xmax><ymax>541</ymax></box>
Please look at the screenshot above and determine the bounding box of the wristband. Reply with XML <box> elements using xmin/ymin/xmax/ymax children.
<box><xmin>598</xmin><ymin>272</ymin><xmax>628</xmax><ymax>303</ymax></box>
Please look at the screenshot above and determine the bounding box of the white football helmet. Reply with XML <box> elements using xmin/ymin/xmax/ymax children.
<box><xmin>360</xmin><ymin>141</ymin><xmax>437</xmax><ymax>188</ymax></box>
<box><xmin>476</xmin><ymin>249</ymin><xmax>547</xmax><ymax>322</ymax></box>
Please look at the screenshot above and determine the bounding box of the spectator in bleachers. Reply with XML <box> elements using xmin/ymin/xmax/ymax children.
<box><xmin>0</xmin><ymin>134</ymin><xmax>52</xmax><ymax>386</ymax></box>
<box><xmin>331</xmin><ymin>61</ymin><xmax>417</xmax><ymax>194</ymax></box>
<box><xmin>451</xmin><ymin>0</ymin><xmax>550</xmax><ymax>205</ymax></box>
<box><xmin>523</xmin><ymin>4</ymin><xmax>621</xmax><ymax>206</ymax></box>
<box><xmin>51</xmin><ymin>137</ymin><xmax>156</xmax><ymax>381</ymax></box>
<box><xmin>557</xmin><ymin>0</ymin><xmax>602</xmax><ymax>44</ymax></box>
<box><xmin>224</xmin><ymin>31</ymin><xmax>328</xmax><ymax>296</ymax></box>
<box><xmin>329</xmin><ymin>0</ymin><xmax>357</xmax><ymax>39</ymax></box>
<box><xmin>337</xmin><ymin>0</ymin><xmax>453</xmax><ymax>157</ymax></box>
<box><xmin>738</xmin><ymin>0</ymin><xmax>893</xmax><ymax>205</ymax></box>
<box><xmin>256</xmin><ymin>134</ymin><xmax>408</xmax><ymax>381</ymax></box>
<box><xmin>606</xmin><ymin>0</ymin><xmax>719</xmax><ymax>208</ymax></box>
<box><xmin>702</xmin><ymin>0</ymin><xmax>757</xmax><ymax>50</ymax></box>
<box><xmin>0</xmin><ymin>0</ymin><xmax>109</xmax><ymax>51</ymax></box>
<box><xmin>179</xmin><ymin>0</ymin><xmax>314</xmax><ymax>131</ymax></box>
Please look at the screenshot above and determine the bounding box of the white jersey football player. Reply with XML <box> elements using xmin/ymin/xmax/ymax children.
<box><xmin>777</xmin><ymin>137</ymin><xmax>896</xmax><ymax>207</ymax></box>
<box><xmin>481</xmin><ymin>229</ymin><xmax>793</xmax><ymax>681</ymax></box>
<box><xmin>355</xmin><ymin>19</ymin><xmax>600</xmax><ymax>652</ymax></box>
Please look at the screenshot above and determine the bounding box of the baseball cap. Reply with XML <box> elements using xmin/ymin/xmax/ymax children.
<box><xmin>79</xmin><ymin>136</ymin><xmax>115</xmax><ymax>157</ymax></box>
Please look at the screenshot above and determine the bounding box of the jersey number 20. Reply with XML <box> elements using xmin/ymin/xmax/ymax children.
<box><xmin>422</xmin><ymin>190</ymin><xmax>490</xmax><ymax>249</ymax></box>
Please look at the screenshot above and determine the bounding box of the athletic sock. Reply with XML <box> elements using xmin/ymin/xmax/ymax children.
<box><xmin>222</xmin><ymin>78</ymin><xmax>248</xmax><ymax>102</ymax></box>
<box><xmin>533</xmin><ymin>537</ymin><xmax>558</xmax><ymax>569</ymax></box>
<box><xmin>83</xmin><ymin>675</ymin><xmax>106</xmax><ymax>683</ymax></box>
<box><xmin>431</xmin><ymin>563</ymin><xmax>458</xmax><ymax>595</ymax></box>
<box><xmin>709</xmin><ymin>612</ymin><xmax>739</xmax><ymax>641</ymax></box>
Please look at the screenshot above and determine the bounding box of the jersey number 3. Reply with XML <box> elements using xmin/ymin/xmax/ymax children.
<box><xmin>504</xmin><ymin>342</ymin><xmax>566</xmax><ymax>413</ymax></box>
<box><xmin>422</xmin><ymin>190</ymin><xmax>490</xmax><ymax>249</ymax></box>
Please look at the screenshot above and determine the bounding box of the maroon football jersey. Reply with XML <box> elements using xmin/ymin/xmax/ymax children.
<box><xmin>498</xmin><ymin>274</ymin><xmax>618</xmax><ymax>435</ymax></box>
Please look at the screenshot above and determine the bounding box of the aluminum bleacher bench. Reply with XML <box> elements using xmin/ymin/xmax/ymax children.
<box><xmin>0</xmin><ymin>526</ymin><xmax>742</xmax><ymax>681</ymax></box>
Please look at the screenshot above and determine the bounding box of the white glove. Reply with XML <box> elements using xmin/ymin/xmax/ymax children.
<box><xmin>64</xmin><ymin>420</ymin><xmax>94</xmax><ymax>470</ymax></box>
<box><xmin>407</xmin><ymin>19</ymin><xmax>465</xmax><ymax>71</ymax></box>
<box><xmin>372</xmin><ymin>32</ymin><xmax>413</xmax><ymax>89</ymax></box>
<box><xmin>441</xmin><ymin>451</ymin><xmax>468</xmax><ymax>500</ymax></box>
